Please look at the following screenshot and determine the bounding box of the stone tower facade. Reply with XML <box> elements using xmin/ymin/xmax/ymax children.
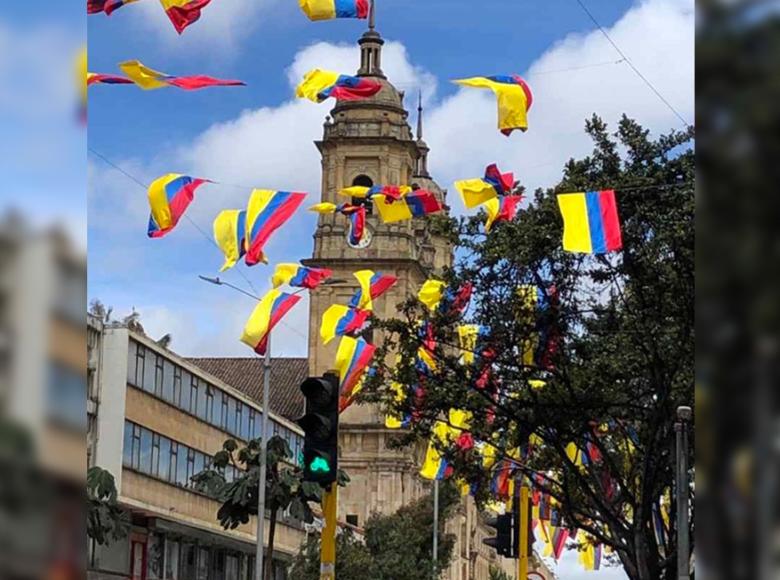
<box><xmin>303</xmin><ymin>17</ymin><xmax>532</xmax><ymax>580</ymax></box>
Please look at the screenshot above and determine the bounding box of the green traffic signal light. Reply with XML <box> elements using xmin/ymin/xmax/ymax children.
<box><xmin>309</xmin><ymin>456</ymin><xmax>332</xmax><ymax>473</ymax></box>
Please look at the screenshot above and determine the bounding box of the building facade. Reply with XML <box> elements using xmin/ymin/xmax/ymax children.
<box><xmin>88</xmin><ymin>318</ymin><xmax>310</xmax><ymax>580</ymax></box>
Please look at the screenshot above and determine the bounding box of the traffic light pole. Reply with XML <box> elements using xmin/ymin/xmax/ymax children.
<box><xmin>255</xmin><ymin>344</ymin><xmax>271</xmax><ymax>580</ymax></box>
<box><xmin>518</xmin><ymin>484</ymin><xmax>529</xmax><ymax>580</ymax></box>
<box><xmin>432</xmin><ymin>480</ymin><xmax>439</xmax><ymax>578</ymax></box>
<box><xmin>321</xmin><ymin>483</ymin><xmax>338</xmax><ymax>580</ymax></box>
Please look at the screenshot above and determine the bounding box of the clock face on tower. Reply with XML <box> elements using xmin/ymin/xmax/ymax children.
<box><xmin>347</xmin><ymin>222</ymin><xmax>374</xmax><ymax>249</ymax></box>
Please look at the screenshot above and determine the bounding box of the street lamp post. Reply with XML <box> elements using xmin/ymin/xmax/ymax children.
<box><xmin>198</xmin><ymin>275</ymin><xmax>346</xmax><ymax>580</ymax></box>
<box><xmin>675</xmin><ymin>405</ymin><xmax>692</xmax><ymax>580</ymax></box>
<box><xmin>255</xmin><ymin>342</ymin><xmax>271</xmax><ymax>580</ymax></box>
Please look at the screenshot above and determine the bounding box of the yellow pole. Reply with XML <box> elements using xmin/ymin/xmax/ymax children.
<box><xmin>320</xmin><ymin>484</ymin><xmax>337</xmax><ymax>580</ymax></box>
<box><xmin>518</xmin><ymin>485</ymin><xmax>529</xmax><ymax>580</ymax></box>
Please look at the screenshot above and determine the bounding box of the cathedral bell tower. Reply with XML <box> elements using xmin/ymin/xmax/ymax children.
<box><xmin>303</xmin><ymin>8</ymin><xmax>451</xmax><ymax>526</ymax></box>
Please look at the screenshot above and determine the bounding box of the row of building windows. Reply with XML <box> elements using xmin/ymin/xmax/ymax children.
<box><xmin>123</xmin><ymin>421</ymin><xmax>241</xmax><ymax>488</ymax></box>
<box><xmin>127</xmin><ymin>340</ymin><xmax>303</xmax><ymax>464</ymax></box>
<box><xmin>142</xmin><ymin>533</ymin><xmax>286</xmax><ymax>580</ymax></box>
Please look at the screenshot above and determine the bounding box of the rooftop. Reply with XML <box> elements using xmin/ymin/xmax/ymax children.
<box><xmin>187</xmin><ymin>357</ymin><xmax>308</xmax><ymax>422</ymax></box>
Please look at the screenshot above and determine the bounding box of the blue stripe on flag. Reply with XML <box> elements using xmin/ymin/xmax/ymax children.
<box><xmin>585</xmin><ymin>191</ymin><xmax>607</xmax><ymax>254</ymax></box>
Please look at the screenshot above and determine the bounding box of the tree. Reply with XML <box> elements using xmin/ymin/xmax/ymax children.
<box><xmin>193</xmin><ymin>435</ymin><xmax>349</xmax><ymax>580</ymax></box>
<box><xmin>289</xmin><ymin>483</ymin><xmax>458</xmax><ymax>580</ymax></box>
<box><xmin>87</xmin><ymin>466</ymin><xmax>129</xmax><ymax>546</ymax></box>
<box><xmin>488</xmin><ymin>567</ymin><xmax>511</xmax><ymax>580</ymax></box>
<box><xmin>361</xmin><ymin>116</ymin><xmax>694</xmax><ymax>580</ymax></box>
<box><xmin>289</xmin><ymin>529</ymin><xmax>376</xmax><ymax>580</ymax></box>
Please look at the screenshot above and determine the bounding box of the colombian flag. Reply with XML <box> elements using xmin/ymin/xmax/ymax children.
<box><xmin>418</xmin><ymin>279</ymin><xmax>447</xmax><ymax>312</ymax></box>
<box><xmin>241</xmin><ymin>290</ymin><xmax>302</xmax><ymax>356</ymax></box>
<box><xmin>87</xmin><ymin>73</ymin><xmax>133</xmax><ymax>86</ymax></box>
<box><xmin>296</xmin><ymin>69</ymin><xmax>382</xmax><ymax>103</ymax></box>
<box><xmin>349</xmin><ymin>270</ymin><xmax>397</xmax><ymax>311</ymax></box>
<box><xmin>160</xmin><ymin>0</ymin><xmax>213</xmax><ymax>34</ymax></box>
<box><xmin>335</xmin><ymin>336</ymin><xmax>376</xmax><ymax>413</ymax></box>
<box><xmin>384</xmin><ymin>381</ymin><xmax>411</xmax><ymax>430</ymax></box>
<box><xmin>345</xmin><ymin>204</ymin><xmax>367</xmax><ymax>246</ymax></box>
<box><xmin>557</xmin><ymin>190</ymin><xmax>622</xmax><ymax>254</ymax></box>
<box><xmin>88</xmin><ymin>0</ymin><xmax>140</xmax><ymax>15</ymax></box>
<box><xmin>453</xmin><ymin>75</ymin><xmax>533</xmax><ymax>135</ymax></box>
<box><xmin>119</xmin><ymin>60</ymin><xmax>245</xmax><ymax>90</ymax></box>
<box><xmin>213</xmin><ymin>210</ymin><xmax>246</xmax><ymax>272</ymax></box>
<box><xmin>420</xmin><ymin>421</ymin><xmax>453</xmax><ymax>481</ymax></box>
<box><xmin>340</xmin><ymin>185</ymin><xmax>411</xmax><ymax>202</ymax></box>
<box><xmin>484</xmin><ymin>195</ymin><xmax>522</xmax><ymax>232</ymax></box>
<box><xmin>245</xmin><ymin>190</ymin><xmax>307</xmax><ymax>266</ymax></box>
<box><xmin>373</xmin><ymin>189</ymin><xmax>443</xmax><ymax>223</ymax></box>
<box><xmin>455</xmin><ymin>163</ymin><xmax>515</xmax><ymax>209</ymax></box>
<box><xmin>299</xmin><ymin>0</ymin><xmax>369</xmax><ymax>20</ymax></box>
<box><xmin>272</xmin><ymin>263</ymin><xmax>333</xmax><ymax>290</ymax></box>
<box><xmin>320</xmin><ymin>304</ymin><xmax>370</xmax><ymax>345</ymax></box>
<box><xmin>147</xmin><ymin>174</ymin><xmax>209</xmax><ymax>238</ymax></box>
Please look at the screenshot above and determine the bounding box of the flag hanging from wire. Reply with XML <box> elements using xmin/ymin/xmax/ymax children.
<box><xmin>299</xmin><ymin>0</ymin><xmax>369</xmax><ymax>20</ymax></box>
<box><xmin>147</xmin><ymin>174</ymin><xmax>209</xmax><ymax>238</ymax></box>
<box><xmin>272</xmin><ymin>263</ymin><xmax>333</xmax><ymax>290</ymax></box>
<box><xmin>245</xmin><ymin>190</ymin><xmax>307</xmax><ymax>266</ymax></box>
<box><xmin>119</xmin><ymin>60</ymin><xmax>245</xmax><ymax>90</ymax></box>
<box><xmin>349</xmin><ymin>270</ymin><xmax>397</xmax><ymax>311</ymax></box>
<box><xmin>320</xmin><ymin>304</ymin><xmax>370</xmax><ymax>345</ymax></box>
<box><xmin>240</xmin><ymin>290</ymin><xmax>302</xmax><ymax>356</ymax></box>
<box><xmin>335</xmin><ymin>336</ymin><xmax>376</xmax><ymax>413</ymax></box>
<box><xmin>296</xmin><ymin>69</ymin><xmax>382</xmax><ymax>103</ymax></box>
<box><xmin>213</xmin><ymin>209</ymin><xmax>247</xmax><ymax>272</ymax></box>
<box><xmin>455</xmin><ymin>163</ymin><xmax>515</xmax><ymax>209</ymax></box>
<box><xmin>453</xmin><ymin>75</ymin><xmax>533</xmax><ymax>135</ymax></box>
<box><xmin>159</xmin><ymin>0</ymin><xmax>212</xmax><ymax>33</ymax></box>
<box><xmin>557</xmin><ymin>190</ymin><xmax>622</xmax><ymax>254</ymax></box>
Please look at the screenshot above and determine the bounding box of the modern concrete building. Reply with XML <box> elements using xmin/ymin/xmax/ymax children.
<box><xmin>87</xmin><ymin>317</ymin><xmax>310</xmax><ymax>580</ymax></box>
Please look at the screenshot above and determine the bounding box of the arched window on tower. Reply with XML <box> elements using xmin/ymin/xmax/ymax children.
<box><xmin>351</xmin><ymin>175</ymin><xmax>374</xmax><ymax>214</ymax></box>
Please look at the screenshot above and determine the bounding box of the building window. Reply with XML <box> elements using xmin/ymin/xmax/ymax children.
<box><xmin>204</xmin><ymin>387</ymin><xmax>214</xmax><ymax>423</ymax></box>
<box><xmin>211</xmin><ymin>388</ymin><xmax>223</xmax><ymax>426</ymax></box>
<box><xmin>131</xmin><ymin>424</ymin><xmax>141</xmax><ymax>469</ymax></box>
<box><xmin>248</xmin><ymin>410</ymin><xmax>256</xmax><ymax>442</ymax></box>
<box><xmin>346</xmin><ymin>515</ymin><xmax>359</xmax><ymax>527</ymax></box>
<box><xmin>236</xmin><ymin>403</ymin><xmax>246</xmax><ymax>440</ymax></box>
<box><xmin>172</xmin><ymin>366</ymin><xmax>182</xmax><ymax>406</ymax></box>
<box><xmin>144</xmin><ymin>349</ymin><xmax>156</xmax><ymax>393</ymax></box>
<box><xmin>151</xmin><ymin>433</ymin><xmax>161</xmax><ymax>477</ymax></box>
<box><xmin>154</xmin><ymin>355</ymin><xmax>164</xmax><ymax>397</ymax></box>
<box><xmin>221</xmin><ymin>396</ymin><xmax>229</xmax><ymax>430</ymax></box>
<box><xmin>162</xmin><ymin>360</ymin><xmax>175</xmax><ymax>402</ymax></box>
<box><xmin>123</xmin><ymin>421</ymin><xmax>134</xmax><ymax>467</ymax></box>
<box><xmin>186</xmin><ymin>448</ymin><xmax>196</xmax><ymax>487</ymax></box>
<box><xmin>227</xmin><ymin>397</ymin><xmax>237</xmax><ymax>434</ymax></box>
<box><xmin>139</xmin><ymin>427</ymin><xmax>153</xmax><ymax>473</ymax></box>
<box><xmin>159</xmin><ymin>437</ymin><xmax>171</xmax><ymax>482</ymax></box>
<box><xmin>169</xmin><ymin>442</ymin><xmax>178</xmax><ymax>483</ymax></box>
<box><xmin>189</xmin><ymin>376</ymin><xmax>199</xmax><ymax>416</ymax></box>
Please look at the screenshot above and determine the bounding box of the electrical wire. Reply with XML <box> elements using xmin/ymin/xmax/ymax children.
<box><xmin>571</xmin><ymin>0</ymin><xmax>692</xmax><ymax>129</ymax></box>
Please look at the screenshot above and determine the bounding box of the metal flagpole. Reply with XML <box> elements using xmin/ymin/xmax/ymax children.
<box><xmin>675</xmin><ymin>406</ymin><xmax>691</xmax><ymax>580</ymax></box>
<box><xmin>432</xmin><ymin>480</ymin><xmax>439</xmax><ymax>578</ymax></box>
<box><xmin>255</xmin><ymin>340</ymin><xmax>272</xmax><ymax>580</ymax></box>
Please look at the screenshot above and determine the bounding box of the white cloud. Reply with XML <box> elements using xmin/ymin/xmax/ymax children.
<box><xmin>426</xmin><ymin>0</ymin><xmax>694</xmax><ymax>212</ymax></box>
<box><xmin>133</xmin><ymin>0</ymin><xmax>280</xmax><ymax>56</ymax></box>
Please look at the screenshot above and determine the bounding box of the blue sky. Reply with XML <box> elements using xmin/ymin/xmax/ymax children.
<box><xmin>84</xmin><ymin>4</ymin><xmax>693</xmax><ymax>571</ymax></box>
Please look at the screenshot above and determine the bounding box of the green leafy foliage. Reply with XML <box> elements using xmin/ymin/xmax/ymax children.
<box><xmin>360</xmin><ymin>116</ymin><xmax>694</xmax><ymax>580</ymax></box>
<box><xmin>193</xmin><ymin>435</ymin><xmax>349</xmax><ymax>580</ymax></box>
<box><xmin>87</xmin><ymin>466</ymin><xmax>129</xmax><ymax>546</ymax></box>
<box><xmin>289</xmin><ymin>483</ymin><xmax>458</xmax><ymax>580</ymax></box>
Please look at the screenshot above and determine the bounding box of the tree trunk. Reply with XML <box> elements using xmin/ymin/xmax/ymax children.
<box><xmin>263</xmin><ymin>504</ymin><xmax>278</xmax><ymax>580</ymax></box>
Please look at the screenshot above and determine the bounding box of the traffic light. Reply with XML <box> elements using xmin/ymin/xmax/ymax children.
<box><xmin>297</xmin><ymin>372</ymin><xmax>339</xmax><ymax>486</ymax></box>
<box><xmin>511</xmin><ymin>493</ymin><xmax>534</xmax><ymax>558</ymax></box>
<box><xmin>483</xmin><ymin>513</ymin><xmax>513</xmax><ymax>557</ymax></box>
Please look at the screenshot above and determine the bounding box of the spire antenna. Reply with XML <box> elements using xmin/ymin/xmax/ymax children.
<box><xmin>369</xmin><ymin>0</ymin><xmax>376</xmax><ymax>31</ymax></box>
<box><xmin>416</xmin><ymin>91</ymin><xmax>424</xmax><ymax>141</ymax></box>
